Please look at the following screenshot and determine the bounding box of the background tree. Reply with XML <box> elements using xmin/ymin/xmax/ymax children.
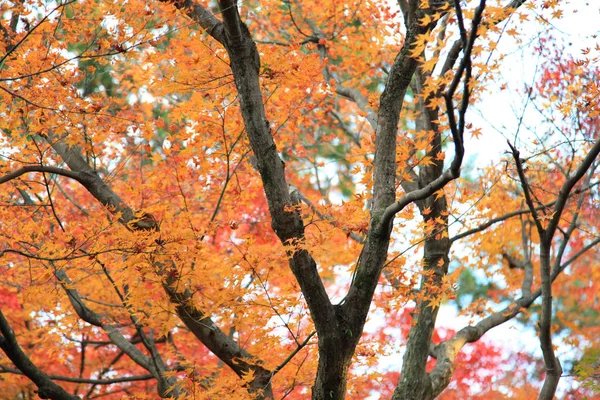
<box><xmin>0</xmin><ymin>0</ymin><xmax>598</xmax><ymax>399</ymax></box>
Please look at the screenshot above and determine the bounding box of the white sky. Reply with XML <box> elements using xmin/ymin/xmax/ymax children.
<box><xmin>468</xmin><ymin>0</ymin><xmax>600</xmax><ymax>167</ymax></box>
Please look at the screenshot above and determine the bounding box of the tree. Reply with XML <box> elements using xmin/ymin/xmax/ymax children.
<box><xmin>0</xmin><ymin>0</ymin><xmax>598</xmax><ymax>399</ymax></box>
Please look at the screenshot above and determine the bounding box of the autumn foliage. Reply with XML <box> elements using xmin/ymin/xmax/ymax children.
<box><xmin>0</xmin><ymin>0</ymin><xmax>599</xmax><ymax>399</ymax></box>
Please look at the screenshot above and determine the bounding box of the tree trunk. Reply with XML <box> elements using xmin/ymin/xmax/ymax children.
<box><xmin>312</xmin><ymin>335</ymin><xmax>354</xmax><ymax>400</ymax></box>
<box><xmin>393</xmin><ymin>102</ymin><xmax>450</xmax><ymax>399</ymax></box>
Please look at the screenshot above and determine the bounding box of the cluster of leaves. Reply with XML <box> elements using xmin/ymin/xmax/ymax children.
<box><xmin>0</xmin><ymin>0</ymin><xmax>598</xmax><ymax>399</ymax></box>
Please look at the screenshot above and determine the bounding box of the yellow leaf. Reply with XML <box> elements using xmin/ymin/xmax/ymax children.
<box><xmin>419</xmin><ymin>14</ymin><xmax>432</xmax><ymax>27</ymax></box>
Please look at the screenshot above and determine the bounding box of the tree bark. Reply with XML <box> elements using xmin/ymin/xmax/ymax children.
<box><xmin>392</xmin><ymin>102</ymin><xmax>449</xmax><ymax>400</ymax></box>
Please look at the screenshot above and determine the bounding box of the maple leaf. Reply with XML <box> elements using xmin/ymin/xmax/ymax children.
<box><xmin>470</xmin><ymin>127</ymin><xmax>483</xmax><ymax>139</ymax></box>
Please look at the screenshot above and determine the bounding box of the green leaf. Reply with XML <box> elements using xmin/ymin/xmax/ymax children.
<box><xmin>65</xmin><ymin>4</ymin><xmax>74</xmax><ymax>19</ymax></box>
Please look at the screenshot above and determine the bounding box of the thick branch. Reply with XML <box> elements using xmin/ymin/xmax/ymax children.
<box><xmin>0</xmin><ymin>165</ymin><xmax>84</xmax><ymax>185</ymax></box>
<box><xmin>342</xmin><ymin>0</ymin><xmax>441</xmax><ymax>324</ymax></box>
<box><xmin>429</xmin><ymin>294</ymin><xmax>536</xmax><ymax>396</ymax></box>
<box><xmin>218</xmin><ymin>0</ymin><xmax>244</xmax><ymax>45</ymax></box>
<box><xmin>0</xmin><ymin>366</ymin><xmax>153</xmax><ymax>385</ymax></box>
<box><xmin>0</xmin><ymin>310</ymin><xmax>80</xmax><ymax>400</ymax></box>
<box><xmin>48</xmin><ymin>136</ymin><xmax>135</xmax><ymax>223</ymax></box>
<box><xmin>209</xmin><ymin>0</ymin><xmax>335</xmax><ymax>338</ymax></box>
<box><xmin>44</xmin><ymin>135</ymin><xmax>273</xmax><ymax>398</ymax></box>
<box><xmin>379</xmin><ymin>0</ymin><xmax>486</xmax><ymax>233</ymax></box>
<box><xmin>162</xmin><ymin>0</ymin><xmax>226</xmax><ymax>44</ymax></box>
<box><xmin>162</xmin><ymin>278</ymin><xmax>273</xmax><ymax>396</ymax></box>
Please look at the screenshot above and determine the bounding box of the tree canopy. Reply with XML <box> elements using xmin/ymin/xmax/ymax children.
<box><xmin>0</xmin><ymin>0</ymin><xmax>599</xmax><ymax>399</ymax></box>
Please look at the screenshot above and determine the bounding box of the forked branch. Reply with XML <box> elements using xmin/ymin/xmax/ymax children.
<box><xmin>378</xmin><ymin>0</ymin><xmax>487</xmax><ymax>232</ymax></box>
<box><xmin>508</xmin><ymin>138</ymin><xmax>600</xmax><ymax>399</ymax></box>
